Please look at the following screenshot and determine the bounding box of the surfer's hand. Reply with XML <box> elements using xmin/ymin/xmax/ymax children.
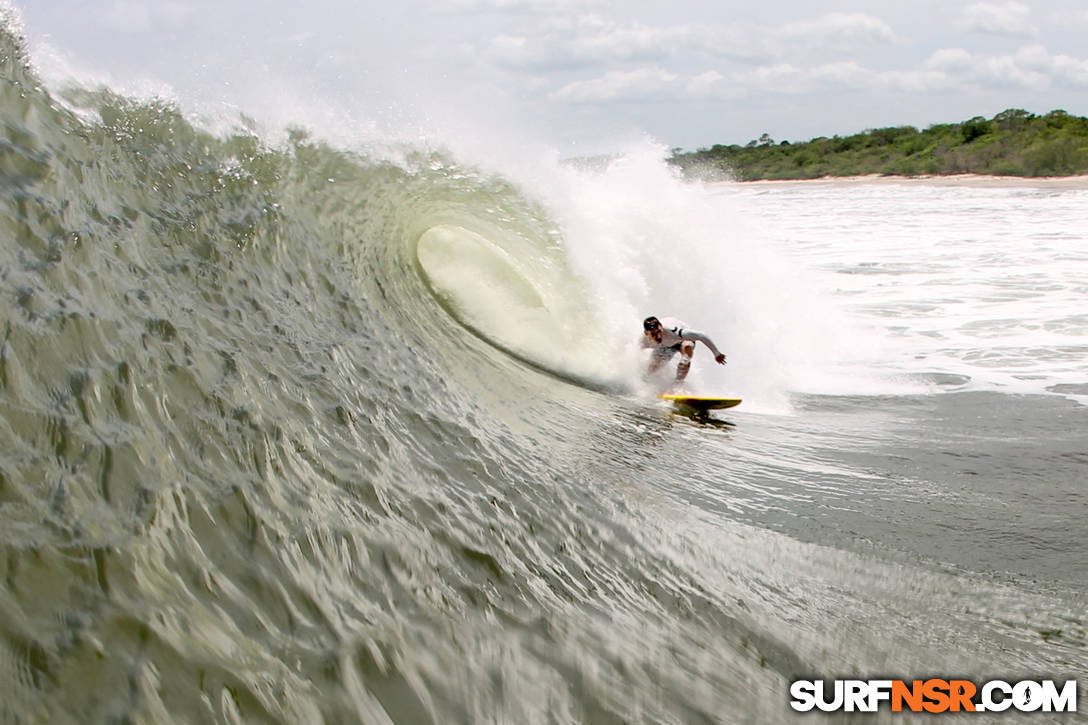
<box><xmin>715</xmin><ymin>353</ymin><xmax>727</xmax><ymax>365</ymax></box>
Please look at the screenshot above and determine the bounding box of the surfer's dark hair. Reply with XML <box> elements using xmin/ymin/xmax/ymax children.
<box><xmin>643</xmin><ymin>316</ymin><xmax>661</xmax><ymax>331</ymax></box>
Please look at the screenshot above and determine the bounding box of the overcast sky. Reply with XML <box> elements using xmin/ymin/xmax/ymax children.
<box><xmin>11</xmin><ymin>0</ymin><xmax>1088</xmax><ymax>154</ymax></box>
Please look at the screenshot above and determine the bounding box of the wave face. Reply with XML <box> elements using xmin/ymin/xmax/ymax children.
<box><xmin>2</xmin><ymin>18</ymin><xmax>1086</xmax><ymax>725</ymax></box>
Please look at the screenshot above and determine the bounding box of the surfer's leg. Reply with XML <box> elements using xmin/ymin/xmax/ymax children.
<box><xmin>648</xmin><ymin>346</ymin><xmax>676</xmax><ymax>374</ymax></box>
<box><xmin>674</xmin><ymin>341</ymin><xmax>695</xmax><ymax>382</ymax></box>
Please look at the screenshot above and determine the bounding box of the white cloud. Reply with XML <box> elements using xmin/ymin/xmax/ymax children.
<box><xmin>570</xmin><ymin>22</ymin><xmax>681</xmax><ymax>63</ymax></box>
<box><xmin>810</xmin><ymin>61</ymin><xmax>875</xmax><ymax>86</ymax></box>
<box><xmin>879</xmin><ymin>69</ymin><xmax>958</xmax><ymax>93</ymax></box>
<box><xmin>551</xmin><ymin>67</ymin><xmax>680</xmax><ymax>102</ymax></box>
<box><xmin>742</xmin><ymin>64</ymin><xmax>805</xmax><ymax>93</ymax></box>
<box><xmin>482</xmin><ymin>12</ymin><xmax>895</xmax><ymax>76</ymax></box>
<box><xmin>469</xmin><ymin>5</ymin><xmax>1086</xmax><ymax>115</ymax></box>
<box><xmin>923</xmin><ymin>48</ymin><xmax>973</xmax><ymax>72</ymax></box>
<box><xmin>487</xmin><ymin>34</ymin><xmax>583</xmax><ymax>70</ymax></box>
<box><xmin>556</xmin><ymin>61</ymin><xmax>878</xmax><ymax>103</ymax></box>
<box><xmin>485</xmin><ymin>18</ymin><xmax>685</xmax><ymax>70</ymax></box>
<box><xmin>974</xmin><ymin>54</ymin><xmax>1050</xmax><ymax>88</ymax></box>
<box><xmin>451</xmin><ymin>0</ymin><xmax>606</xmax><ymax>13</ymax></box>
<box><xmin>961</xmin><ymin>2</ymin><xmax>1038</xmax><ymax>37</ymax></box>
<box><xmin>547</xmin><ymin>41</ymin><xmax>1088</xmax><ymax>106</ymax></box>
<box><xmin>1012</xmin><ymin>46</ymin><xmax>1088</xmax><ymax>88</ymax></box>
<box><xmin>683</xmin><ymin>24</ymin><xmax>778</xmax><ymax>63</ymax></box>
<box><xmin>685</xmin><ymin>70</ymin><xmax>730</xmax><ymax>99</ymax></box>
<box><xmin>739</xmin><ymin>61</ymin><xmax>877</xmax><ymax>94</ymax></box>
<box><xmin>916</xmin><ymin>45</ymin><xmax>1088</xmax><ymax>91</ymax></box>
<box><xmin>781</xmin><ymin>13</ymin><xmax>895</xmax><ymax>50</ymax></box>
<box><xmin>1048</xmin><ymin>53</ymin><xmax>1088</xmax><ymax>87</ymax></box>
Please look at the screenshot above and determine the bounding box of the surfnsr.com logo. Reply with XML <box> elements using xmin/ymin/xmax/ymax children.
<box><xmin>789</xmin><ymin>679</ymin><xmax>1078</xmax><ymax>714</ymax></box>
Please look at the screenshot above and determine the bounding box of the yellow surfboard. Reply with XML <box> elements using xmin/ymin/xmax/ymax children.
<box><xmin>659</xmin><ymin>394</ymin><xmax>742</xmax><ymax>411</ymax></box>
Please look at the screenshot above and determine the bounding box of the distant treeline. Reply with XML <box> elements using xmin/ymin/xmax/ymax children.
<box><xmin>668</xmin><ymin>109</ymin><xmax>1088</xmax><ymax>180</ymax></box>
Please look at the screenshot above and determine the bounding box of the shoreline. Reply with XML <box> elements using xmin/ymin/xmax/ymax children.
<box><xmin>735</xmin><ymin>173</ymin><xmax>1088</xmax><ymax>189</ymax></box>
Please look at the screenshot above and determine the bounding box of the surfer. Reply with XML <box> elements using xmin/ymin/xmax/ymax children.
<box><xmin>641</xmin><ymin>316</ymin><xmax>727</xmax><ymax>385</ymax></box>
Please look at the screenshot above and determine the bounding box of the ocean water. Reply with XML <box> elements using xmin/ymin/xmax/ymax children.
<box><xmin>1</xmin><ymin>12</ymin><xmax>1086</xmax><ymax>724</ymax></box>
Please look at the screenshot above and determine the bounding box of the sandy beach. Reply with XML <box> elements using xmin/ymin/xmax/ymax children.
<box><xmin>739</xmin><ymin>173</ymin><xmax>1088</xmax><ymax>189</ymax></box>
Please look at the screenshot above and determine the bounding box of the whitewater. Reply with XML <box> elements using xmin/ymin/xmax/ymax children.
<box><xmin>1</xmin><ymin>10</ymin><xmax>1086</xmax><ymax>724</ymax></box>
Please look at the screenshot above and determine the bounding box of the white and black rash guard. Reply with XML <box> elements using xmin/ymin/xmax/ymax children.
<box><xmin>640</xmin><ymin>317</ymin><xmax>724</xmax><ymax>358</ymax></box>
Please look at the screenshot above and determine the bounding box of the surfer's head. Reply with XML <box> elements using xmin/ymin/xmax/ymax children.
<box><xmin>643</xmin><ymin>316</ymin><xmax>663</xmax><ymax>343</ymax></box>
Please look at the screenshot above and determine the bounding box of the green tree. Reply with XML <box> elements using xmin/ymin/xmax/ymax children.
<box><xmin>993</xmin><ymin>108</ymin><xmax>1033</xmax><ymax>131</ymax></box>
<box><xmin>961</xmin><ymin>116</ymin><xmax>993</xmax><ymax>142</ymax></box>
<box><xmin>668</xmin><ymin>109</ymin><xmax>1088</xmax><ymax>181</ymax></box>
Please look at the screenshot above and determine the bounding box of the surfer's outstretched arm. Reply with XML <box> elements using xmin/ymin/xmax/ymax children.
<box><xmin>679</xmin><ymin>329</ymin><xmax>727</xmax><ymax>365</ymax></box>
